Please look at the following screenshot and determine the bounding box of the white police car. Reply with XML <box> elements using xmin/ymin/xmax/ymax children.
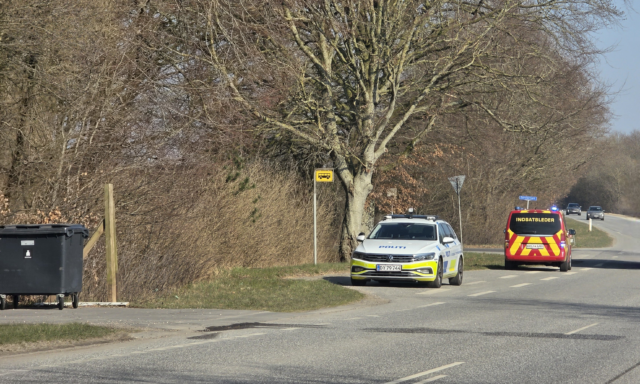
<box><xmin>351</xmin><ymin>210</ymin><xmax>463</xmax><ymax>288</ymax></box>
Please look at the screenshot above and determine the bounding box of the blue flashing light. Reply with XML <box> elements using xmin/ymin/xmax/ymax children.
<box><xmin>550</xmin><ymin>205</ymin><xmax>559</xmax><ymax>211</ymax></box>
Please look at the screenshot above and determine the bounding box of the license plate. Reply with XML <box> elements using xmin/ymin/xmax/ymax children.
<box><xmin>377</xmin><ymin>264</ymin><xmax>401</xmax><ymax>272</ymax></box>
<box><xmin>526</xmin><ymin>244</ymin><xmax>545</xmax><ymax>249</ymax></box>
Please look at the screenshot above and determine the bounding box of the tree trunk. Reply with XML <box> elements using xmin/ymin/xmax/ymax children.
<box><xmin>339</xmin><ymin>171</ymin><xmax>373</xmax><ymax>261</ymax></box>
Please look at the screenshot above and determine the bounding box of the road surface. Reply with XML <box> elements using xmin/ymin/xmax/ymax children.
<box><xmin>1</xmin><ymin>215</ymin><xmax>640</xmax><ymax>383</ymax></box>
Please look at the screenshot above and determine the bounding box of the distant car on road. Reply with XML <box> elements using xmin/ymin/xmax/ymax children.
<box><xmin>566</xmin><ymin>203</ymin><xmax>581</xmax><ymax>216</ymax></box>
<box><xmin>586</xmin><ymin>206</ymin><xmax>605</xmax><ymax>220</ymax></box>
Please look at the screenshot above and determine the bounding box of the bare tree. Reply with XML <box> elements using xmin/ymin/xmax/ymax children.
<box><xmin>152</xmin><ymin>0</ymin><xmax>621</xmax><ymax>258</ymax></box>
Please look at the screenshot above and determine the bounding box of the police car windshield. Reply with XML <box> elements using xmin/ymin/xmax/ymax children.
<box><xmin>369</xmin><ymin>223</ymin><xmax>437</xmax><ymax>240</ymax></box>
<box><xmin>509</xmin><ymin>213</ymin><xmax>561</xmax><ymax>235</ymax></box>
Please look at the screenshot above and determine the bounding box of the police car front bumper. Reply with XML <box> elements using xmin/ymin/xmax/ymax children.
<box><xmin>350</xmin><ymin>258</ymin><xmax>438</xmax><ymax>282</ymax></box>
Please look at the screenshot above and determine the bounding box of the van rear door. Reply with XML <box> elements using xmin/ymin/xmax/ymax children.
<box><xmin>507</xmin><ymin>212</ymin><xmax>563</xmax><ymax>257</ymax></box>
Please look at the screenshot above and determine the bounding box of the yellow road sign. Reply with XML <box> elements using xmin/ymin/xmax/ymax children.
<box><xmin>315</xmin><ymin>169</ymin><xmax>334</xmax><ymax>182</ymax></box>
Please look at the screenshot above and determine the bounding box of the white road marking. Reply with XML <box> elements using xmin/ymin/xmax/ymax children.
<box><xmin>282</xmin><ymin>328</ymin><xmax>300</xmax><ymax>331</ymax></box>
<box><xmin>468</xmin><ymin>291</ymin><xmax>496</xmax><ymax>297</ymax></box>
<box><xmin>418</xmin><ymin>302</ymin><xmax>446</xmax><ymax>308</ymax></box>
<box><xmin>510</xmin><ymin>283</ymin><xmax>531</xmax><ymax>288</ymax></box>
<box><xmin>416</xmin><ymin>375</ymin><xmax>448</xmax><ymax>383</ymax></box>
<box><xmin>500</xmin><ymin>275</ymin><xmax>518</xmax><ymax>279</ymax></box>
<box><xmin>366</xmin><ymin>315</ymin><xmax>380</xmax><ymax>317</ymax></box>
<box><xmin>525</xmin><ymin>271</ymin><xmax>541</xmax><ymax>274</ymax></box>
<box><xmin>565</xmin><ymin>323</ymin><xmax>599</xmax><ymax>335</ymax></box>
<box><xmin>580</xmin><ymin>268</ymin><xmax>592</xmax><ymax>271</ymax></box>
<box><xmin>384</xmin><ymin>362</ymin><xmax>464</xmax><ymax>384</ymax></box>
<box><xmin>594</xmin><ymin>263</ymin><xmax>604</xmax><ymax>267</ymax></box>
<box><xmin>417</xmin><ymin>289</ymin><xmax>452</xmax><ymax>295</ymax></box>
<box><xmin>563</xmin><ymin>272</ymin><xmax>577</xmax><ymax>275</ymax></box>
<box><xmin>613</xmin><ymin>256</ymin><xmax>619</xmax><ymax>259</ymax></box>
<box><xmin>0</xmin><ymin>370</ymin><xmax>28</xmax><ymax>377</ymax></box>
<box><xmin>216</xmin><ymin>311</ymin><xmax>271</xmax><ymax>320</ymax></box>
<box><xmin>541</xmin><ymin>277</ymin><xmax>558</xmax><ymax>281</ymax></box>
<box><xmin>465</xmin><ymin>281</ymin><xmax>486</xmax><ymax>285</ymax></box>
<box><xmin>314</xmin><ymin>323</ymin><xmax>331</xmax><ymax>326</ymax></box>
<box><xmin>345</xmin><ymin>317</ymin><xmax>362</xmax><ymax>320</ymax></box>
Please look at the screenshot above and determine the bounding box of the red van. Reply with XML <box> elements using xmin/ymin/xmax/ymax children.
<box><xmin>504</xmin><ymin>208</ymin><xmax>575</xmax><ymax>271</ymax></box>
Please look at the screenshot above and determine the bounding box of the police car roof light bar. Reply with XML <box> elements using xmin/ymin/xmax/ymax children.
<box><xmin>386</xmin><ymin>214</ymin><xmax>440</xmax><ymax>220</ymax></box>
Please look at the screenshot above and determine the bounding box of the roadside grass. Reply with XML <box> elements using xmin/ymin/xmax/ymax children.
<box><xmin>0</xmin><ymin>323</ymin><xmax>122</xmax><ymax>346</ymax></box>
<box><xmin>565</xmin><ymin>218</ymin><xmax>614</xmax><ymax>248</ymax></box>
<box><xmin>134</xmin><ymin>263</ymin><xmax>364</xmax><ymax>312</ymax></box>
<box><xmin>465</xmin><ymin>252</ymin><xmax>504</xmax><ymax>270</ymax></box>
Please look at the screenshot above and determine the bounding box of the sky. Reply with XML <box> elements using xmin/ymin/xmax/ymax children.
<box><xmin>593</xmin><ymin>3</ymin><xmax>640</xmax><ymax>135</ymax></box>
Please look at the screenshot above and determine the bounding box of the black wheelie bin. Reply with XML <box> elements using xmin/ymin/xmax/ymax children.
<box><xmin>0</xmin><ymin>224</ymin><xmax>88</xmax><ymax>310</ymax></box>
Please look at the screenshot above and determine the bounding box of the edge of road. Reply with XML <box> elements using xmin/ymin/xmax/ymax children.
<box><xmin>607</xmin><ymin>212</ymin><xmax>640</xmax><ymax>222</ymax></box>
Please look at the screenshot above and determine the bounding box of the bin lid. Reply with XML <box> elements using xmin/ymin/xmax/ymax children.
<box><xmin>0</xmin><ymin>224</ymin><xmax>89</xmax><ymax>238</ymax></box>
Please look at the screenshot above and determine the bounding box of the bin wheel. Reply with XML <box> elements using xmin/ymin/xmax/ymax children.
<box><xmin>72</xmin><ymin>293</ymin><xmax>79</xmax><ymax>309</ymax></box>
<box><xmin>0</xmin><ymin>296</ymin><xmax>5</xmax><ymax>310</ymax></box>
<box><xmin>12</xmin><ymin>295</ymin><xmax>19</xmax><ymax>309</ymax></box>
<box><xmin>57</xmin><ymin>295</ymin><xmax>64</xmax><ymax>310</ymax></box>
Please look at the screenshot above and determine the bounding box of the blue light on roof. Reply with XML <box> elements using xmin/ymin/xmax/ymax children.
<box><xmin>550</xmin><ymin>206</ymin><xmax>559</xmax><ymax>211</ymax></box>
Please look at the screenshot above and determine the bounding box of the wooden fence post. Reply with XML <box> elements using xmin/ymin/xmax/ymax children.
<box><xmin>83</xmin><ymin>219</ymin><xmax>104</xmax><ymax>260</ymax></box>
<box><xmin>104</xmin><ymin>184</ymin><xmax>118</xmax><ymax>302</ymax></box>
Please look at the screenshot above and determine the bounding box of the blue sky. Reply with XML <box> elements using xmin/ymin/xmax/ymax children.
<box><xmin>594</xmin><ymin>3</ymin><xmax>640</xmax><ymax>134</ymax></box>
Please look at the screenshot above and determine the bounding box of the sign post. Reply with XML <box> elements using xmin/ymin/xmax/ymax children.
<box><xmin>387</xmin><ymin>188</ymin><xmax>397</xmax><ymax>214</ymax></box>
<box><xmin>518</xmin><ymin>195</ymin><xmax>537</xmax><ymax>210</ymax></box>
<box><xmin>448</xmin><ymin>175</ymin><xmax>465</xmax><ymax>245</ymax></box>
<box><xmin>314</xmin><ymin>169</ymin><xmax>334</xmax><ymax>265</ymax></box>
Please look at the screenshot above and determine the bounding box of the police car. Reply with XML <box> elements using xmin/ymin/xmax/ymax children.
<box><xmin>351</xmin><ymin>209</ymin><xmax>463</xmax><ymax>288</ymax></box>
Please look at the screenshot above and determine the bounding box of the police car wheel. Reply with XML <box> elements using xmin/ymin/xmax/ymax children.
<box><xmin>449</xmin><ymin>258</ymin><xmax>463</xmax><ymax>286</ymax></box>
<box><xmin>427</xmin><ymin>259</ymin><xmax>443</xmax><ymax>288</ymax></box>
<box><xmin>351</xmin><ymin>278</ymin><xmax>367</xmax><ymax>286</ymax></box>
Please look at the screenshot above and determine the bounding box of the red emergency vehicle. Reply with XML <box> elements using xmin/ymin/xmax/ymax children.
<box><xmin>504</xmin><ymin>208</ymin><xmax>575</xmax><ymax>271</ymax></box>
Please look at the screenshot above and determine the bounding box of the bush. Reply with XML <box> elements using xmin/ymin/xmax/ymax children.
<box><xmin>1</xmin><ymin>161</ymin><xmax>340</xmax><ymax>301</ymax></box>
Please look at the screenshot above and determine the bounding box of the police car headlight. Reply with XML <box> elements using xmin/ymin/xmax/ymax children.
<box><xmin>413</xmin><ymin>252</ymin><xmax>436</xmax><ymax>261</ymax></box>
<box><xmin>352</xmin><ymin>251</ymin><xmax>366</xmax><ymax>260</ymax></box>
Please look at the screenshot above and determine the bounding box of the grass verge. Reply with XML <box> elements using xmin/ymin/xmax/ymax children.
<box><xmin>465</xmin><ymin>252</ymin><xmax>504</xmax><ymax>270</ymax></box>
<box><xmin>134</xmin><ymin>263</ymin><xmax>363</xmax><ymax>312</ymax></box>
<box><xmin>565</xmin><ymin>218</ymin><xmax>614</xmax><ymax>248</ymax></box>
<box><xmin>0</xmin><ymin>323</ymin><xmax>122</xmax><ymax>346</ymax></box>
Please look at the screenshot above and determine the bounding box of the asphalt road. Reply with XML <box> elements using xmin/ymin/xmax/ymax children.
<box><xmin>2</xmin><ymin>214</ymin><xmax>640</xmax><ymax>383</ymax></box>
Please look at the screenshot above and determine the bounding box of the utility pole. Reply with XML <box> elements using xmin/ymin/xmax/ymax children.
<box><xmin>448</xmin><ymin>176</ymin><xmax>465</xmax><ymax>244</ymax></box>
<box><xmin>104</xmin><ymin>184</ymin><xmax>118</xmax><ymax>302</ymax></box>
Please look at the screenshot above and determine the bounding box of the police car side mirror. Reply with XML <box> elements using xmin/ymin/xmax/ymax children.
<box><xmin>443</xmin><ymin>236</ymin><xmax>455</xmax><ymax>244</ymax></box>
<box><xmin>356</xmin><ymin>233</ymin><xmax>366</xmax><ymax>242</ymax></box>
